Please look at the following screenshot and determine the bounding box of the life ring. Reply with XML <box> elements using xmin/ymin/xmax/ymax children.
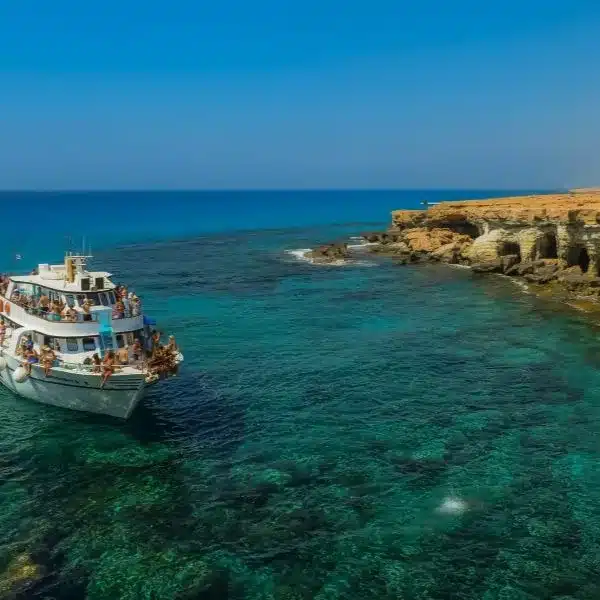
<box><xmin>4</xmin><ymin>303</ymin><xmax>10</xmax><ymax>315</ymax></box>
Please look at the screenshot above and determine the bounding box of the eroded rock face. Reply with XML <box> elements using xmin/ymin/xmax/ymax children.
<box><xmin>357</xmin><ymin>192</ymin><xmax>600</xmax><ymax>301</ymax></box>
<box><xmin>308</xmin><ymin>191</ymin><xmax>600</xmax><ymax>301</ymax></box>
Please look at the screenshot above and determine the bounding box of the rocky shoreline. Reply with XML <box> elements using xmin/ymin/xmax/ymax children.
<box><xmin>308</xmin><ymin>192</ymin><xmax>600</xmax><ymax>308</ymax></box>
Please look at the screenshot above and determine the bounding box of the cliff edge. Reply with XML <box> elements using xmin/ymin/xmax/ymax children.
<box><xmin>310</xmin><ymin>192</ymin><xmax>600</xmax><ymax>303</ymax></box>
<box><xmin>389</xmin><ymin>193</ymin><xmax>600</xmax><ymax>270</ymax></box>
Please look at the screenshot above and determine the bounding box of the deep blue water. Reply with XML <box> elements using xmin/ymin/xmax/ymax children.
<box><xmin>3</xmin><ymin>190</ymin><xmax>600</xmax><ymax>599</ymax></box>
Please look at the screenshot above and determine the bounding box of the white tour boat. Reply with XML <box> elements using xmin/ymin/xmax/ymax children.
<box><xmin>0</xmin><ymin>253</ymin><xmax>183</xmax><ymax>418</ymax></box>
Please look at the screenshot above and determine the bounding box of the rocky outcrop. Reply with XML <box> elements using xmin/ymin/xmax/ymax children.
<box><xmin>305</xmin><ymin>243</ymin><xmax>350</xmax><ymax>264</ymax></box>
<box><xmin>363</xmin><ymin>192</ymin><xmax>600</xmax><ymax>302</ymax></box>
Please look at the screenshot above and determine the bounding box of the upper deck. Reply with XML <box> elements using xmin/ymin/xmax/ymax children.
<box><xmin>0</xmin><ymin>254</ymin><xmax>144</xmax><ymax>337</ymax></box>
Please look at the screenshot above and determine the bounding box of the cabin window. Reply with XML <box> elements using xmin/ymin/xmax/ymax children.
<box><xmin>66</xmin><ymin>338</ymin><xmax>79</xmax><ymax>352</ymax></box>
<box><xmin>82</xmin><ymin>337</ymin><xmax>96</xmax><ymax>352</ymax></box>
<box><xmin>108</xmin><ymin>291</ymin><xmax>117</xmax><ymax>304</ymax></box>
<box><xmin>98</xmin><ymin>293</ymin><xmax>109</xmax><ymax>306</ymax></box>
<box><xmin>47</xmin><ymin>289</ymin><xmax>61</xmax><ymax>303</ymax></box>
<box><xmin>65</xmin><ymin>295</ymin><xmax>75</xmax><ymax>308</ymax></box>
<box><xmin>116</xmin><ymin>334</ymin><xmax>125</xmax><ymax>348</ymax></box>
<box><xmin>126</xmin><ymin>332</ymin><xmax>135</xmax><ymax>345</ymax></box>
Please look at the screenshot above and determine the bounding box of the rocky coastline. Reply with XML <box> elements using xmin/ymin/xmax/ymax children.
<box><xmin>309</xmin><ymin>192</ymin><xmax>600</xmax><ymax>308</ymax></box>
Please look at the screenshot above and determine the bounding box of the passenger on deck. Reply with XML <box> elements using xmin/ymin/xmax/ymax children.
<box><xmin>100</xmin><ymin>350</ymin><xmax>115</xmax><ymax>388</ymax></box>
<box><xmin>167</xmin><ymin>335</ymin><xmax>178</xmax><ymax>352</ymax></box>
<box><xmin>131</xmin><ymin>295</ymin><xmax>141</xmax><ymax>316</ymax></box>
<box><xmin>39</xmin><ymin>295</ymin><xmax>50</xmax><ymax>314</ymax></box>
<box><xmin>82</xmin><ymin>299</ymin><xmax>93</xmax><ymax>321</ymax></box>
<box><xmin>63</xmin><ymin>306</ymin><xmax>78</xmax><ymax>322</ymax></box>
<box><xmin>116</xmin><ymin>345</ymin><xmax>129</xmax><ymax>366</ymax></box>
<box><xmin>151</xmin><ymin>330</ymin><xmax>162</xmax><ymax>356</ymax></box>
<box><xmin>132</xmin><ymin>339</ymin><xmax>142</xmax><ymax>364</ymax></box>
<box><xmin>22</xmin><ymin>347</ymin><xmax>39</xmax><ymax>375</ymax></box>
<box><xmin>0</xmin><ymin>319</ymin><xmax>5</xmax><ymax>346</ymax></box>
<box><xmin>91</xmin><ymin>353</ymin><xmax>101</xmax><ymax>373</ymax></box>
<box><xmin>50</xmin><ymin>301</ymin><xmax>62</xmax><ymax>321</ymax></box>
<box><xmin>40</xmin><ymin>345</ymin><xmax>56</xmax><ymax>377</ymax></box>
<box><xmin>114</xmin><ymin>299</ymin><xmax>125</xmax><ymax>319</ymax></box>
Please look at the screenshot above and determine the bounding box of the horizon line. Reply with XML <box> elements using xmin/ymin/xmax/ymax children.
<box><xmin>0</xmin><ymin>187</ymin><xmax>559</xmax><ymax>194</ymax></box>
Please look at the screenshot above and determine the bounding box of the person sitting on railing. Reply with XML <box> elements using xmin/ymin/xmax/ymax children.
<box><xmin>40</xmin><ymin>345</ymin><xmax>57</xmax><ymax>377</ymax></box>
<box><xmin>151</xmin><ymin>330</ymin><xmax>162</xmax><ymax>357</ymax></box>
<box><xmin>100</xmin><ymin>350</ymin><xmax>116</xmax><ymax>388</ymax></box>
<box><xmin>113</xmin><ymin>299</ymin><xmax>125</xmax><ymax>319</ymax></box>
<box><xmin>91</xmin><ymin>353</ymin><xmax>101</xmax><ymax>373</ymax></box>
<box><xmin>167</xmin><ymin>335</ymin><xmax>178</xmax><ymax>352</ymax></box>
<box><xmin>22</xmin><ymin>346</ymin><xmax>39</xmax><ymax>375</ymax></box>
<box><xmin>0</xmin><ymin>319</ymin><xmax>6</xmax><ymax>346</ymax></box>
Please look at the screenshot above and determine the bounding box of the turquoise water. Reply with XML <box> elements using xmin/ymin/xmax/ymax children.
<box><xmin>4</xmin><ymin>191</ymin><xmax>600</xmax><ymax>599</ymax></box>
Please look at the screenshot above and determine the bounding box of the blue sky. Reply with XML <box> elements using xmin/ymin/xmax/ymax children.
<box><xmin>1</xmin><ymin>0</ymin><xmax>599</xmax><ymax>189</ymax></box>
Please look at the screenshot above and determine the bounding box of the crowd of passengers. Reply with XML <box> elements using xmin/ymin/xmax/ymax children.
<box><xmin>2</xmin><ymin>280</ymin><xmax>141</xmax><ymax>322</ymax></box>
<box><xmin>14</xmin><ymin>328</ymin><xmax>178</xmax><ymax>386</ymax></box>
<box><xmin>92</xmin><ymin>330</ymin><xmax>180</xmax><ymax>387</ymax></box>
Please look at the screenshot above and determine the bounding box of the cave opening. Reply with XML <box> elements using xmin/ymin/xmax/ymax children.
<box><xmin>498</xmin><ymin>241</ymin><xmax>521</xmax><ymax>260</ymax></box>
<box><xmin>538</xmin><ymin>232</ymin><xmax>558</xmax><ymax>259</ymax></box>
<box><xmin>451</xmin><ymin>222</ymin><xmax>480</xmax><ymax>239</ymax></box>
<box><xmin>578</xmin><ymin>247</ymin><xmax>591</xmax><ymax>273</ymax></box>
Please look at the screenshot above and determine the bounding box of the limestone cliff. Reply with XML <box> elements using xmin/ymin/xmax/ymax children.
<box><xmin>390</xmin><ymin>193</ymin><xmax>600</xmax><ymax>276</ymax></box>
<box><xmin>347</xmin><ymin>192</ymin><xmax>600</xmax><ymax>302</ymax></box>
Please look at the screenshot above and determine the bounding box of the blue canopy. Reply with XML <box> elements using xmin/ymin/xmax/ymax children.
<box><xmin>143</xmin><ymin>315</ymin><xmax>157</xmax><ymax>326</ymax></box>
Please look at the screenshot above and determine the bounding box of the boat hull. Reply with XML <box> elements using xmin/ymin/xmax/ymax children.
<box><xmin>0</xmin><ymin>355</ymin><xmax>147</xmax><ymax>419</ymax></box>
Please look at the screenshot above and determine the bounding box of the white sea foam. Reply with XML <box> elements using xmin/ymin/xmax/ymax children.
<box><xmin>436</xmin><ymin>496</ymin><xmax>468</xmax><ymax>515</ymax></box>
<box><xmin>286</xmin><ymin>248</ymin><xmax>313</xmax><ymax>262</ymax></box>
<box><xmin>347</xmin><ymin>242</ymin><xmax>378</xmax><ymax>250</ymax></box>
<box><xmin>507</xmin><ymin>277</ymin><xmax>531</xmax><ymax>295</ymax></box>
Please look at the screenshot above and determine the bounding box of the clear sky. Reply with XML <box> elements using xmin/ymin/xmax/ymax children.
<box><xmin>1</xmin><ymin>0</ymin><xmax>600</xmax><ymax>190</ymax></box>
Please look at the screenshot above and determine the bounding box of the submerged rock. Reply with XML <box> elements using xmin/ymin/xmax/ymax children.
<box><xmin>0</xmin><ymin>553</ymin><xmax>44</xmax><ymax>597</ymax></box>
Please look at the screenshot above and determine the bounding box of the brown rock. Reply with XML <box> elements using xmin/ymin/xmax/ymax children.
<box><xmin>501</xmin><ymin>254</ymin><xmax>520</xmax><ymax>273</ymax></box>
<box><xmin>403</xmin><ymin>228</ymin><xmax>473</xmax><ymax>254</ymax></box>
<box><xmin>360</xmin><ymin>231</ymin><xmax>401</xmax><ymax>244</ymax></box>
<box><xmin>306</xmin><ymin>243</ymin><xmax>349</xmax><ymax>264</ymax></box>
<box><xmin>431</xmin><ymin>242</ymin><xmax>462</xmax><ymax>264</ymax></box>
<box><xmin>471</xmin><ymin>259</ymin><xmax>504</xmax><ymax>273</ymax></box>
<box><xmin>504</xmin><ymin>260</ymin><xmax>546</xmax><ymax>277</ymax></box>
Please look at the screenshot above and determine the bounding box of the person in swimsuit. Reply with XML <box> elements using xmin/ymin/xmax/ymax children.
<box><xmin>40</xmin><ymin>345</ymin><xmax>56</xmax><ymax>377</ymax></box>
<box><xmin>116</xmin><ymin>345</ymin><xmax>129</xmax><ymax>366</ymax></box>
<box><xmin>23</xmin><ymin>347</ymin><xmax>39</xmax><ymax>375</ymax></box>
<box><xmin>100</xmin><ymin>350</ymin><xmax>115</xmax><ymax>388</ymax></box>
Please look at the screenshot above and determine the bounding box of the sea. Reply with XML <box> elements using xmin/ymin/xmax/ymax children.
<box><xmin>1</xmin><ymin>190</ymin><xmax>600</xmax><ymax>599</ymax></box>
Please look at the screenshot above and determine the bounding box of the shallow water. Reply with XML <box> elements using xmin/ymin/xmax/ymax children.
<box><xmin>2</xmin><ymin>221</ymin><xmax>600</xmax><ymax>599</ymax></box>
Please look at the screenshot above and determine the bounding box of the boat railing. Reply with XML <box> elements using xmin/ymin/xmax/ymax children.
<box><xmin>55</xmin><ymin>359</ymin><xmax>144</xmax><ymax>374</ymax></box>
